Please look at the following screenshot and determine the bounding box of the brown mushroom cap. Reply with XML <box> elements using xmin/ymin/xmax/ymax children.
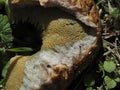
<box><xmin>5</xmin><ymin>0</ymin><xmax>101</xmax><ymax>90</ymax></box>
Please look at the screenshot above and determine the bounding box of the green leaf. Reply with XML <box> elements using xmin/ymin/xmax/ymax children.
<box><xmin>114</xmin><ymin>77</ymin><xmax>120</xmax><ymax>83</ymax></box>
<box><xmin>118</xmin><ymin>70</ymin><xmax>120</xmax><ymax>75</ymax></box>
<box><xmin>96</xmin><ymin>0</ymin><xmax>104</xmax><ymax>8</ymax></box>
<box><xmin>104</xmin><ymin>76</ymin><xmax>117</xmax><ymax>89</ymax></box>
<box><xmin>110</xmin><ymin>8</ymin><xmax>120</xmax><ymax>17</ymax></box>
<box><xmin>7</xmin><ymin>47</ymin><xmax>33</xmax><ymax>52</ymax></box>
<box><xmin>103</xmin><ymin>39</ymin><xmax>108</xmax><ymax>47</ymax></box>
<box><xmin>99</xmin><ymin>63</ymin><xmax>105</xmax><ymax>77</ymax></box>
<box><xmin>104</xmin><ymin>6</ymin><xmax>109</xmax><ymax>13</ymax></box>
<box><xmin>0</xmin><ymin>48</ymin><xmax>5</xmax><ymax>51</ymax></box>
<box><xmin>2</xmin><ymin>61</ymin><xmax>10</xmax><ymax>78</ymax></box>
<box><xmin>0</xmin><ymin>14</ymin><xmax>13</xmax><ymax>43</ymax></box>
<box><xmin>103</xmin><ymin>60</ymin><xmax>116</xmax><ymax>73</ymax></box>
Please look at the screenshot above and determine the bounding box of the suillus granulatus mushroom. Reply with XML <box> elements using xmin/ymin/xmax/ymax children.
<box><xmin>5</xmin><ymin>0</ymin><xmax>101</xmax><ymax>90</ymax></box>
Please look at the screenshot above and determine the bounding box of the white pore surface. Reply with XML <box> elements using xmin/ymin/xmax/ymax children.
<box><xmin>20</xmin><ymin>35</ymin><xmax>96</xmax><ymax>90</ymax></box>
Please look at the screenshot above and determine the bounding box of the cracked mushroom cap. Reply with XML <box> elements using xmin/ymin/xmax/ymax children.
<box><xmin>5</xmin><ymin>0</ymin><xmax>101</xmax><ymax>90</ymax></box>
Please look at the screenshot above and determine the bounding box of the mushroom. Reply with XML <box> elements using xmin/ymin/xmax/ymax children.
<box><xmin>5</xmin><ymin>0</ymin><xmax>101</xmax><ymax>90</ymax></box>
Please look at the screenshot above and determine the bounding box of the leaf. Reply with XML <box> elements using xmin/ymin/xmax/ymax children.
<box><xmin>96</xmin><ymin>0</ymin><xmax>104</xmax><ymax>6</ymax></box>
<box><xmin>104</xmin><ymin>76</ymin><xmax>117</xmax><ymax>89</ymax></box>
<box><xmin>118</xmin><ymin>70</ymin><xmax>120</xmax><ymax>75</ymax></box>
<box><xmin>114</xmin><ymin>77</ymin><xmax>120</xmax><ymax>83</ymax></box>
<box><xmin>103</xmin><ymin>39</ymin><xmax>108</xmax><ymax>47</ymax></box>
<box><xmin>103</xmin><ymin>46</ymin><xmax>120</xmax><ymax>56</ymax></box>
<box><xmin>7</xmin><ymin>47</ymin><xmax>33</xmax><ymax>52</ymax></box>
<box><xmin>110</xmin><ymin>8</ymin><xmax>120</xmax><ymax>17</ymax></box>
<box><xmin>2</xmin><ymin>61</ymin><xmax>10</xmax><ymax>78</ymax></box>
<box><xmin>0</xmin><ymin>48</ymin><xmax>5</xmax><ymax>51</ymax></box>
<box><xmin>99</xmin><ymin>63</ymin><xmax>105</xmax><ymax>77</ymax></box>
<box><xmin>103</xmin><ymin>60</ymin><xmax>116</xmax><ymax>73</ymax></box>
<box><xmin>104</xmin><ymin>6</ymin><xmax>109</xmax><ymax>13</ymax></box>
<box><xmin>0</xmin><ymin>14</ymin><xmax>13</xmax><ymax>43</ymax></box>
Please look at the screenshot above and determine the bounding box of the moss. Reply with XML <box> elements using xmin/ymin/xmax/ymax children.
<box><xmin>41</xmin><ymin>18</ymin><xmax>87</xmax><ymax>50</ymax></box>
<box><xmin>5</xmin><ymin>56</ymin><xmax>30</xmax><ymax>90</ymax></box>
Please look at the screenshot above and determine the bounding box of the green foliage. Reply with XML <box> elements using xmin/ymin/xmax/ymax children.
<box><xmin>114</xmin><ymin>77</ymin><xmax>120</xmax><ymax>83</ymax></box>
<box><xmin>6</xmin><ymin>47</ymin><xmax>33</xmax><ymax>52</ymax></box>
<box><xmin>104</xmin><ymin>76</ymin><xmax>117</xmax><ymax>89</ymax></box>
<box><xmin>118</xmin><ymin>70</ymin><xmax>120</xmax><ymax>75</ymax></box>
<box><xmin>82</xmin><ymin>1</ymin><xmax>120</xmax><ymax>89</ymax></box>
<box><xmin>0</xmin><ymin>0</ymin><xmax>4</xmax><ymax>5</ymax></box>
<box><xmin>110</xmin><ymin>8</ymin><xmax>120</xmax><ymax>17</ymax></box>
<box><xmin>96</xmin><ymin>1</ymin><xmax>120</xmax><ymax>89</ymax></box>
<box><xmin>2</xmin><ymin>61</ymin><xmax>10</xmax><ymax>78</ymax></box>
<box><xmin>98</xmin><ymin>57</ymin><xmax>119</xmax><ymax>89</ymax></box>
<box><xmin>96</xmin><ymin>0</ymin><xmax>120</xmax><ymax>21</ymax></box>
<box><xmin>103</xmin><ymin>60</ymin><xmax>116</xmax><ymax>73</ymax></box>
<box><xmin>0</xmin><ymin>14</ymin><xmax>13</xmax><ymax>43</ymax></box>
<box><xmin>0</xmin><ymin>2</ymin><xmax>33</xmax><ymax>89</ymax></box>
<box><xmin>0</xmin><ymin>14</ymin><xmax>33</xmax><ymax>53</ymax></box>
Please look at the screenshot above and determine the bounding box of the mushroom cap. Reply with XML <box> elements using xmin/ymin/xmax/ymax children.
<box><xmin>5</xmin><ymin>0</ymin><xmax>101</xmax><ymax>90</ymax></box>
